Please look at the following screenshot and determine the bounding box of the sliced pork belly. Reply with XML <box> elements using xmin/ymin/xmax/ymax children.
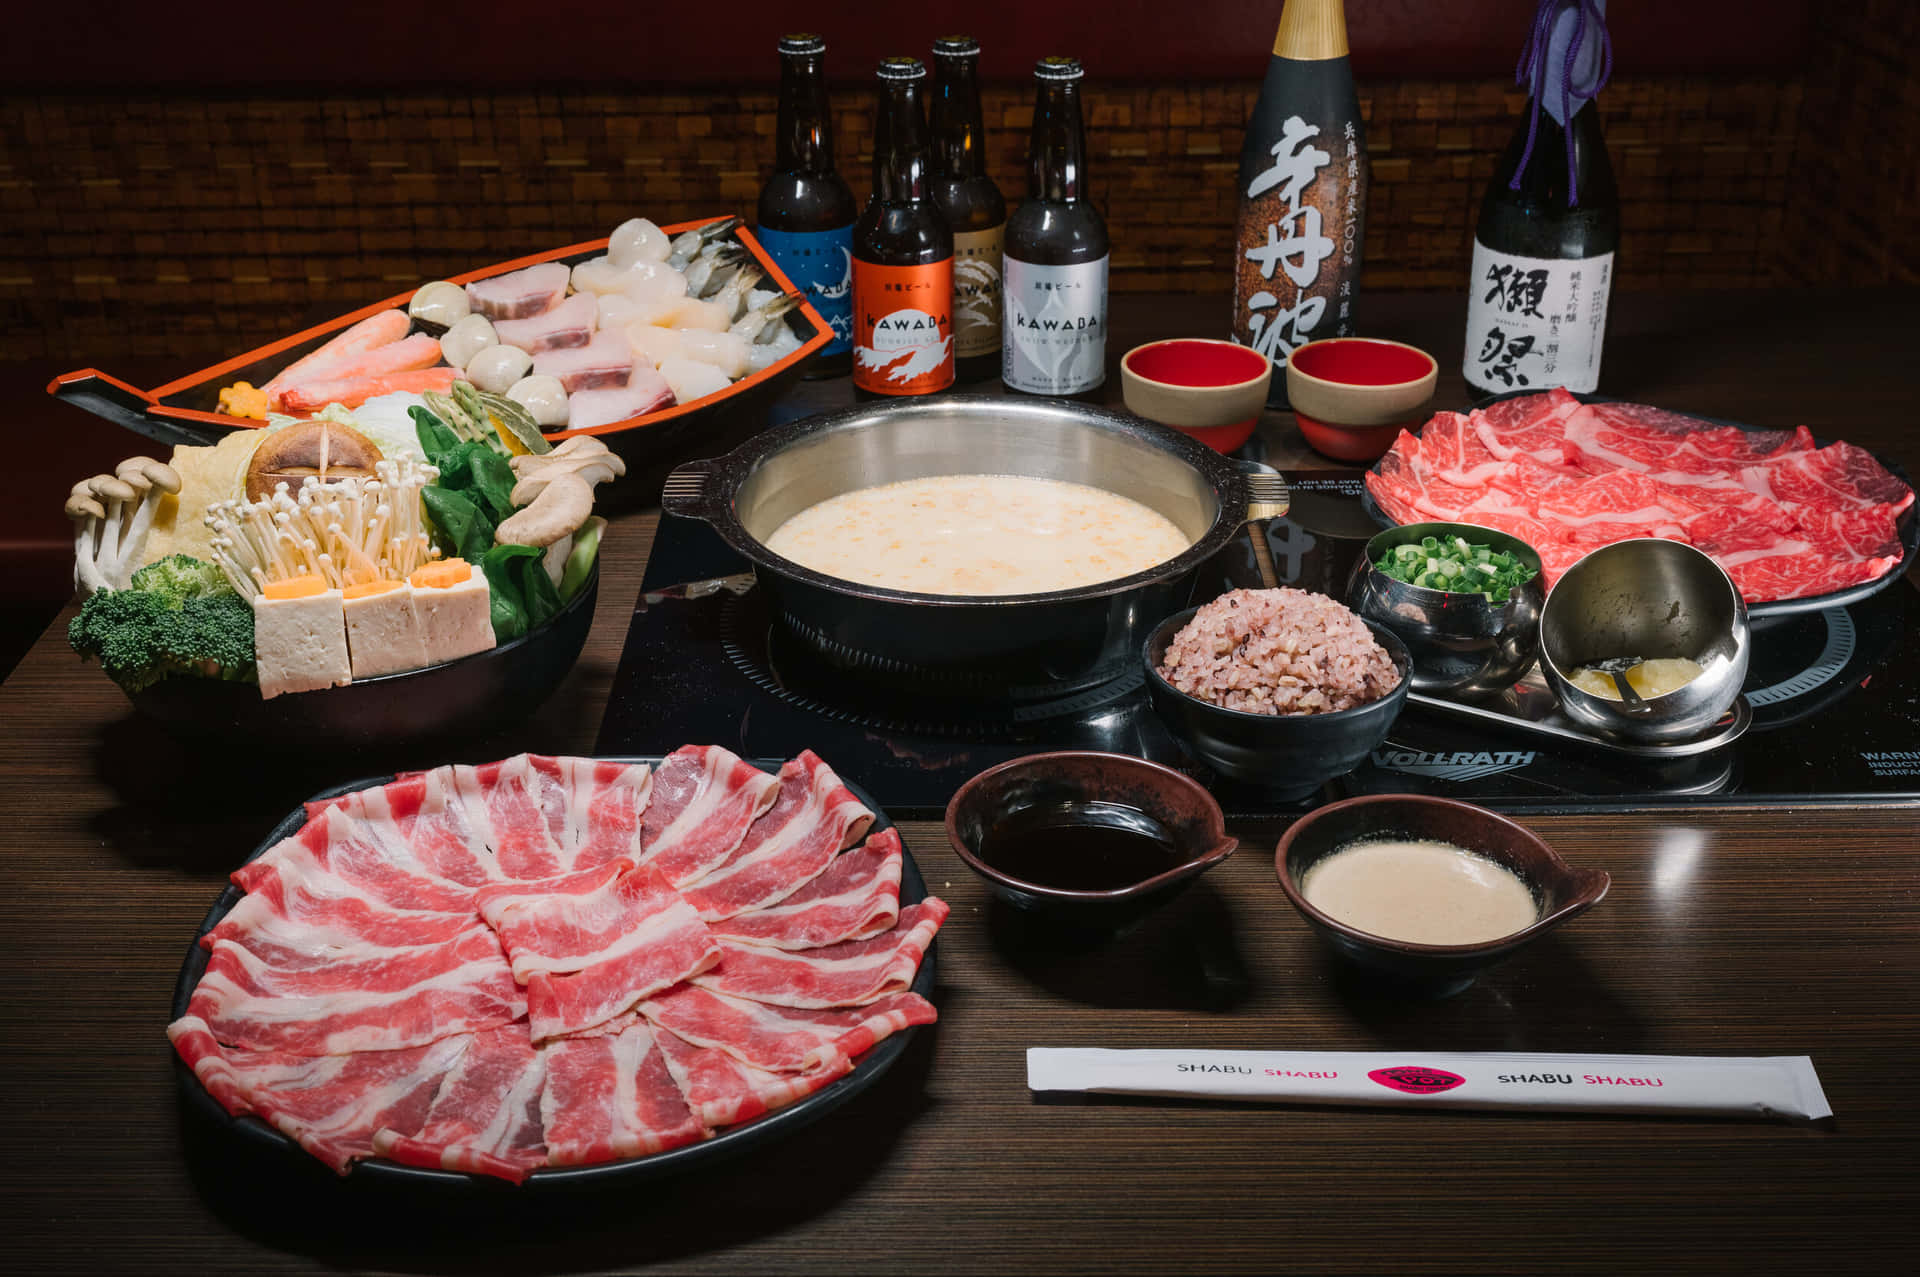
<box><xmin>208</xmin><ymin>849</ymin><xmax>481</xmax><ymax>956</ymax></box>
<box><xmin>494</xmin><ymin>290</ymin><xmax>599</xmax><ymax>355</ymax></box>
<box><xmin>517</xmin><ymin>867</ymin><xmax>721</xmax><ymax>1041</ymax></box>
<box><xmin>234</xmin><ymin>806</ymin><xmax>478</xmax><ymax>914</ymax></box>
<box><xmin>188</xmin><ymin>932</ymin><xmax>524</xmax><ymax>1055</ymax></box>
<box><xmin>474</xmin><ymin>856</ymin><xmax>634</xmax><ymax>982</ymax></box>
<box><xmin>638</xmin><ymin>744</ymin><xmax>782</xmax><ymax>887</ymax></box>
<box><xmin>210</xmin><ymin>906</ymin><xmax>496</xmax><ymax>971</ymax></box>
<box><xmin>539</xmin><ymin>1022</ymin><xmax>707</xmax><ymax>1165</ymax></box>
<box><xmin>317</xmin><ymin>769</ymin><xmax>503</xmax><ymax>888</ymax></box>
<box><xmin>524</xmin><ymin>755</ymin><xmax>652</xmax><ymax>871</ymax></box>
<box><xmin>533</xmin><ymin>328</ymin><xmax>633</xmax><ymax>394</ymax></box>
<box><xmin>678</xmin><ymin>751</ymin><xmax>874</xmax><ymax>921</ymax></box>
<box><xmin>166</xmin><ymin>1015</ymin><xmax>470</xmax><ymax>1175</ymax></box>
<box><xmin>372</xmin><ymin>1025</ymin><xmax>549</xmax><ymax>1183</ymax></box>
<box><xmin>565</xmin><ymin>363</ymin><xmax>676</xmax><ymax>431</ymax></box>
<box><xmin>708</xmin><ymin>828</ymin><xmax>903</xmax><ymax>951</ymax></box>
<box><xmin>638</xmin><ymin>985</ymin><xmax>936</xmax><ymax>1075</ymax></box>
<box><xmin>650</xmin><ymin>1025</ymin><xmax>851</xmax><ymax>1129</ymax></box>
<box><xmin>466</xmin><ymin>261</ymin><xmax>570</xmax><ymax>321</ymax></box>
<box><xmin>449</xmin><ymin>755</ymin><xmax>570</xmax><ymax>881</ymax></box>
<box><xmin>692</xmin><ymin>899</ymin><xmax>948</xmax><ymax>1008</ymax></box>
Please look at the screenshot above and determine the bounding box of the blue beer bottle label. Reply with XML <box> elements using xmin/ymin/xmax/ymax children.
<box><xmin>755</xmin><ymin>224</ymin><xmax>855</xmax><ymax>356</ymax></box>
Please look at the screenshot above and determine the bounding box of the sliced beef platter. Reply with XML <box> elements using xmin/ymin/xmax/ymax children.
<box><xmin>168</xmin><ymin>747</ymin><xmax>946</xmax><ymax>1184</ymax></box>
<box><xmin>1365</xmin><ymin>387</ymin><xmax>1914</xmax><ymax>601</ymax></box>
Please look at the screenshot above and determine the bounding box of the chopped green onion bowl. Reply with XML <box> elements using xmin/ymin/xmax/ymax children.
<box><xmin>1374</xmin><ymin>534</ymin><xmax>1538</xmax><ymax>604</ymax></box>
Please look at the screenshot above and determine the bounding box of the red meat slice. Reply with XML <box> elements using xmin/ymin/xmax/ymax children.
<box><xmin>1411</xmin><ymin>411</ymin><xmax>1509</xmax><ymax>487</ymax></box>
<box><xmin>234</xmin><ymin>806</ymin><xmax>477</xmax><ymax>914</ymax></box>
<box><xmin>708</xmin><ymin>828</ymin><xmax>905</xmax><ymax>951</ymax></box>
<box><xmin>315</xmin><ymin>770</ymin><xmax>504</xmax><ymax>888</ymax></box>
<box><xmin>678</xmin><ymin>751</ymin><xmax>875</xmax><ymax>921</ymax></box>
<box><xmin>650</xmin><ymin>1025</ymin><xmax>853</xmax><ymax>1129</ymax></box>
<box><xmin>692</xmin><ymin>899</ymin><xmax>949</xmax><ymax>1008</ymax></box>
<box><xmin>476</xmin><ymin>857</ymin><xmax>652</xmax><ymax>983</ymax></box>
<box><xmin>1742</xmin><ymin>441</ymin><xmax>1916</xmax><ymax>515</ymax></box>
<box><xmin>452</xmin><ymin>756</ymin><xmax>570</xmax><ymax>881</ymax></box>
<box><xmin>165</xmin><ymin>1015</ymin><xmax>469</xmax><ymax>1174</ymax></box>
<box><xmin>539</xmin><ymin>1022</ymin><xmax>707</xmax><ymax>1164</ymax></box>
<box><xmin>188</xmin><ymin>932</ymin><xmax>524</xmax><ymax>1056</ymax></box>
<box><xmin>1534</xmin><ymin>472</ymin><xmax>1701</xmax><ymax>545</ymax></box>
<box><xmin>638</xmin><ymin>745</ymin><xmax>783</xmax><ymax>887</ymax></box>
<box><xmin>638</xmin><ymin>985</ymin><xmax>937</xmax><ymax>1075</ymax></box>
<box><xmin>207</xmin><ymin>852</ymin><xmax>481</xmax><ymax>956</ymax></box>
<box><xmin>1486</xmin><ymin>453</ymin><xmax>1585</xmax><ymax>503</ymax></box>
<box><xmin>1472</xmin><ymin>387</ymin><xmax>1582</xmax><ymax>463</ymax></box>
<box><xmin>518</xmin><ymin>867</ymin><xmax>721</xmax><ymax>1041</ymax></box>
<box><xmin>372</xmin><ymin>1025</ymin><xmax>548</xmax><ymax>1183</ymax></box>
<box><xmin>530</xmin><ymin>755</ymin><xmax>653</xmax><ymax>872</ymax></box>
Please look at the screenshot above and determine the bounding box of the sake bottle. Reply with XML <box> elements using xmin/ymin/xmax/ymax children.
<box><xmin>1231</xmin><ymin>0</ymin><xmax>1367</xmax><ymax>407</ymax></box>
<box><xmin>1463</xmin><ymin>0</ymin><xmax>1618</xmax><ymax>396</ymax></box>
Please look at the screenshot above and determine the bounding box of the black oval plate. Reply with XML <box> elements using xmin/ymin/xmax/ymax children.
<box><xmin>1359</xmin><ymin>392</ymin><xmax>1918</xmax><ymax>620</ymax></box>
<box><xmin>127</xmin><ymin>562</ymin><xmax>598</xmax><ymax>751</ymax></box>
<box><xmin>168</xmin><ymin>757</ymin><xmax>934</xmax><ymax>1190</ymax></box>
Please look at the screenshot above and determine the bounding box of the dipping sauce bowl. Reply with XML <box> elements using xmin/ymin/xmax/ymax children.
<box><xmin>1120</xmin><ymin>338</ymin><xmax>1274</xmax><ymax>453</ymax></box>
<box><xmin>1275</xmin><ymin>794</ymin><xmax>1610</xmax><ymax>997</ymax></box>
<box><xmin>1284</xmin><ymin>337</ymin><xmax>1438</xmax><ymax>462</ymax></box>
<box><xmin>946</xmin><ymin>751</ymin><xmax>1238</xmax><ymax>927</ymax></box>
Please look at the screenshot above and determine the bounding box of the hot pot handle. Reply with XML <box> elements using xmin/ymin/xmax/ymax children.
<box><xmin>1236</xmin><ymin>461</ymin><xmax>1290</xmax><ymax>523</ymax></box>
<box><xmin>661</xmin><ymin>459</ymin><xmax>717</xmax><ymax>521</ymax></box>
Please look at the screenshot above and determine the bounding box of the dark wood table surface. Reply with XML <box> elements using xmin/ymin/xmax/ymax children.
<box><xmin>3</xmin><ymin>291</ymin><xmax>1917</xmax><ymax>1275</ymax></box>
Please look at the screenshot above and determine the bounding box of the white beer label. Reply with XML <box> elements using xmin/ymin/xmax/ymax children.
<box><xmin>1463</xmin><ymin>241</ymin><xmax>1612</xmax><ymax>394</ymax></box>
<box><xmin>1003</xmin><ymin>255</ymin><xmax>1108</xmax><ymax>394</ymax></box>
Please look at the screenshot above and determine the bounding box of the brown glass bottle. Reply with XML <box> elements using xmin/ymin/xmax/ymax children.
<box><xmin>756</xmin><ymin>33</ymin><xmax>858</xmax><ymax>379</ymax></box>
<box><xmin>852</xmin><ymin>57</ymin><xmax>955</xmax><ymax>398</ymax></box>
<box><xmin>928</xmin><ymin>35</ymin><xmax>1007</xmax><ymax>383</ymax></box>
<box><xmin>1003</xmin><ymin>56</ymin><xmax>1109</xmax><ymax>399</ymax></box>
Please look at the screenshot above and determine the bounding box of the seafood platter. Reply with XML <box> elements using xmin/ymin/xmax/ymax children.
<box><xmin>49</xmin><ymin>214</ymin><xmax>833</xmax><ymax>502</ymax></box>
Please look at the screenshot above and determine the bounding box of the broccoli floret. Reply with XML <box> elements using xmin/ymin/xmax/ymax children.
<box><xmin>68</xmin><ymin>585</ymin><xmax>255</xmax><ymax>694</ymax></box>
<box><xmin>129</xmin><ymin>554</ymin><xmax>232</xmax><ymax>606</ymax></box>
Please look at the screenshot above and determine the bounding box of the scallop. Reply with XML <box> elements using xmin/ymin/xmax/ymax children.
<box><xmin>439</xmin><ymin>313</ymin><xmax>498</xmax><ymax>369</ymax></box>
<box><xmin>608</xmin><ymin>217</ymin><xmax>670</xmax><ymax>267</ymax></box>
<box><xmin>409</xmin><ymin>280</ymin><xmax>470</xmax><ymax>329</ymax></box>
<box><xmin>658</xmin><ymin>355</ymin><xmax>732</xmax><ymax>405</ymax></box>
<box><xmin>506</xmin><ymin>374</ymin><xmax>570</xmax><ymax>427</ymax></box>
<box><xmin>466</xmin><ymin>343</ymin><xmax>534</xmax><ymax>395</ymax></box>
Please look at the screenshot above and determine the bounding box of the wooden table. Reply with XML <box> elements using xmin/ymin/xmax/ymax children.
<box><xmin>2</xmin><ymin>291</ymin><xmax>1916</xmax><ymax>1275</ymax></box>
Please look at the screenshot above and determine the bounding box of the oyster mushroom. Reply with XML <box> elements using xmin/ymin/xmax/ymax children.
<box><xmin>496</xmin><ymin>438</ymin><xmax>625</xmax><ymax>584</ymax></box>
<box><xmin>66</xmin><ymin>458</ymin><xmax>182</xmax><ymax>595</ymax></box>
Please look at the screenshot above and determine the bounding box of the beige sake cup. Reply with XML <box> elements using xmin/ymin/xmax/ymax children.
<box><xmin>1121</xmin><ymin>338</ymin><xmax>1273</xmax><ymax>452</ymax></box>
<box><xmin>1285</xmin><ymin>337</ymin><xmax>1439</xmax><ymax>462</ymax></box>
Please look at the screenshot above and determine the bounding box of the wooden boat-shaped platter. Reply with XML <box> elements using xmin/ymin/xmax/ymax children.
<box><xmin>48</xmin><ymin>215</ymin><xmax>832</xmax><ymax>508</ymax></box>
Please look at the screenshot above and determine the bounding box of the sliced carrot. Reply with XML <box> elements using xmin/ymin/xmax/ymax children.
<box><xmin>263</xmin><ymin>574</ymin><xmax>330</xmax><ymax>600</ymax></box>
<box><xmin>343</xmin><ymin>579</ymin><xmax>405</xmax><ymax>599</ymax></box>
<box><xmin>409</xmin><ymin>559</ymin><xmax>472</xmax><ymax>589</ymax></box>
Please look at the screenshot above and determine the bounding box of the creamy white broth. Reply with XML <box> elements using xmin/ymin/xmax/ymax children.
<box><xmin>1300</xmin><ymin>838</ymin><xmax>1539</xmax><ymax>946</ymax></box>
<box><xmin>763</xmin><ymin>474</ymin><xmax>1193</xmax><ymax>596</ymax></box>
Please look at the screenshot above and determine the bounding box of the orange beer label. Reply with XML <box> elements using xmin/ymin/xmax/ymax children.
<box><xmin>853</xmin><ymin>259</ymin><xmax>955</xmax><ymax>394</ymax></box>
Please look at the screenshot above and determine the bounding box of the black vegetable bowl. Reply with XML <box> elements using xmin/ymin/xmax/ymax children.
<box><xmin>125</xmin><ymin>561</ymin><xmax>598</xmax><ymax>751</ymax></box>
<box><xmin>168</xmin><ymin>761</ymin><xmax>933</xmax><ymax>1190</ymax></box>
<box><xmin>1144</xmin><ymin>605</ymin><xmax>1413</xmax><ymax>801</ymax></box>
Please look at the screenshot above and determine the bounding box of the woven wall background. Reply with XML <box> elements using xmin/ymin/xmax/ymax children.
<box><xmin>0</xmin><ymin>62</ymin><xmax>1898</xmax><ymax>364</ymax></box>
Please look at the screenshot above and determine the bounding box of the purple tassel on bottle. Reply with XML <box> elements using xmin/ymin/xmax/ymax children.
<box><xmin>1511</xmin><ymin>0</ymin><xmax>1614</xmax><ymax>206</ymax></box>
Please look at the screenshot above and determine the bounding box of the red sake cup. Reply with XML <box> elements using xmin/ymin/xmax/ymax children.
<box><xmin>1120</xmin><ymin>338</ymin><xmax>1273</xmax><ymax>453</ymax></box>
<box><xmin>1285</xmin><ymin>337</ymin><xmax>1439</xmax><ymax>463</ymax></box>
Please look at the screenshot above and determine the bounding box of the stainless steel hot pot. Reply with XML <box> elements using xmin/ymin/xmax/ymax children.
<box><xmin>662</xmin><ymin>395</ymin><xmax>1289</xmax><ymax>697</ymax></box>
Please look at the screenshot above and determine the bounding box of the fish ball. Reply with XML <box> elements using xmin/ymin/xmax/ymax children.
<box><xmin>439</xmin><ymin>313</ymin><xmax>498</xmax><ymax>369</ymax></box>
<box><xmin>409</xmin><ymin>281</ymin><xmax>470</xmax><ymax>329</ymax></box>
<box><xmin>505</xmin><ymin>374</ymin><xmax>570</xmax><ymax>427</ymax></box>
<box><xmin>466</xmin><ymin>344</ymin><xmax>533</xmax><ymax>394</ymax></box>
<box><xmin>609</xmin><ymin>217</ymin><xmax>671</xmax><ymax>267</ymax></box>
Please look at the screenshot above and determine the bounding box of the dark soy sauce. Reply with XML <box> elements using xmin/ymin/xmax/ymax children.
<box><xmin>980</xmin><ymin>801</ymin><xmax>1181</xmax><ymax>891</ymax></box>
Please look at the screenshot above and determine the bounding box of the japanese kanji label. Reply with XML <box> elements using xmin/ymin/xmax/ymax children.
<box><xmin>1463</xmin><ymin>241</ymin><xmax>1613</xmax><ymax>394</ymax></box>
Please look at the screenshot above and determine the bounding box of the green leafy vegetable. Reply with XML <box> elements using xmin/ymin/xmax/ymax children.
<box><xmin>411</xmin><ymin>404</ymin><xmax>461</xmax><ymax>458</ymax></box>
<box><xmin>69</xmin><ymin>582</ymin><xmax>256</xmax><ymax>694</ymax></box>
<box><xmin>479</xmin><ymin>543</ymin><xmax>559</xmax><ymax>642</ymax></box>
<box><xmin>129</xmin><ymin>553</ymin><xmax>233</xmax><ymax>607</ymax></box>
<box><xmin>558</xmin><ymin>517</ymin><xmax>604</xmax><ymax>602</ymax></box>
<box><xmin>1373</xmin><ymin>534</ymin><xmax>1538</xmax><ymax>604</ymax></box>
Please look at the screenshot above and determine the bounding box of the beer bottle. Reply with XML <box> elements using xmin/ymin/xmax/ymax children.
<box><xmin>756</xmin><ymin>34</ymin><xmax>858</xmax><ymax>379</ymax></box>
<box><xmin>1003</xmin><ymin>56</ymin><xmax>1109</xmax><ymax>398</ymax></box>
<box><xmin>929</xmin><ymin>35</ymin><xmax>1007</xmax><ymax>383</ymax></box>
<box><xmin>1231</xmin><ymin>0</ymin><xmax>1366</xmax><ymax>407</ymax></box>
<box><xmin>1463</xmin><ymin>0</ymin><xmax>1618</xmax><ymax>396</ymax></box>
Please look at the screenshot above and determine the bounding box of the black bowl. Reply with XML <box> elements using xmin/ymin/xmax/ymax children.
<box><xmin>126</xmin><ymin>562</ymin><xmax>597</xmax><ymax>751</ymax></box>
<box><xmin>1143</xmin><ymin>605</ymin><xmax>1412</xmax><ymax>800</ymax></box>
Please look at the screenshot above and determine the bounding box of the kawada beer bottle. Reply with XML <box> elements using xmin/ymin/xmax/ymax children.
<box><xmin>1231</xmin><ymin>0</ymin><xmax>1366</xmax><ymax>407</ymax></box>
<box><xmin>1463</xmin><ymin>0</ymin><xmax>1618</xmax><ymax>396</ymax></box>
<box><xmin>929</xmin><ymin>35</ymin><xmax>1007</xmax><ymax>383</ymax></box>
<box><xmin>853</xmin><ymin>57</ymin><xmax>955</xmax><ymax>397</ymax></box>
<box><xmin>756</xmin><ymin>33</ymin><xmax>858</xmax><ymax>379</ymax></box>
<box><xmin>1003</xmin><ymin>56</ymin><xmax>1109</xmax><ymax>398</ymax></box>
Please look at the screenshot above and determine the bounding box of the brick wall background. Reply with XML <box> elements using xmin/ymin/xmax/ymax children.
<box><xmin>1</xmin><ymin>32</ymin><xmax>1909</xmax><ymax>366</ymax></box>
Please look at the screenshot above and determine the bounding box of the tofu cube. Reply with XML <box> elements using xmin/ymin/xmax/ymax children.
<box><xmin>253</xmin><ymin>589</ymin><xmax>352</xmax><ymax>699</ymax></box>
<box><xmin>343</xmin><ymin>581</ymin><xmax>429</xmax><ymax>679</ymax></box>
<box><xmin>412</xmin><ymin>567</ymin><xmax>496</xmax><ymax>665</ymax></box>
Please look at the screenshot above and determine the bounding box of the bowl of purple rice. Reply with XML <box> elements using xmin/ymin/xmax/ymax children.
<box><xmin>1144</xmin><ymin>588</ymin><xmax>1412</xmax><ymax>800</ymax></box>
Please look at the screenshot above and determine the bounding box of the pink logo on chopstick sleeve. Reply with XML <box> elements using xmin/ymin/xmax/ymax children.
<box><xmin>1368</xmin><ymin>1066</ymin><xmax>1467</xmax><ymax>1094</ymax></box>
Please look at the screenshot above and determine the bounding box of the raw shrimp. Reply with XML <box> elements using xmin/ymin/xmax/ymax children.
<box><xmin>729</xmin><ymin>292</ymin><xmax>801</xmax><ymax>344</ymax></box>
<box><xmin>608</xmin><ymin>217</ymin><xmax>670</xmax><ymax>267</ymax></box>
<box><xmin>683</xmin><ymin>244</ymin><xmax>748</xmax><ymax>299</ymax></box>
<box><xmin>666</xmin><ymin>216</ymin><xmax>740</xmax><ymax>270</ymax></box>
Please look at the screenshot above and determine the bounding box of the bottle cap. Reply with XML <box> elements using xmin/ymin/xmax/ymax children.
<box><xmin>932</xmin><ymin>36</ymin><xmax>981</xmax><ymax>57</ymax></box>
<box><xmin>1034</xmin><ymin>56</ymin><xmax>1084</xmax><ymax>82</ymax></box>
<box><xmin>877</xmin><ymin>56</ymin><xmax>927</xmax><ymax>81</ymax></box>
<box><xmin>777</xmin><ymin>34</ymin><xmax>826</xmax><ymax>56</ymax></box>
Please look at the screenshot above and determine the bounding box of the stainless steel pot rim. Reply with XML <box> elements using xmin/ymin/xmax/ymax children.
<box><xmin>1143</xmin><ymin>605</ymin><xmax>1415</xmax><ymax>724</ymax></box>
<box><xmin>1538</xmin><ymin>536</ymin><xmax>1746</xmax><ymax>682</ymax></box>
<box><xmin>685</xmin><ymin>394</ymin><xmax>1269</xmax><ymax>609</ymax></box>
